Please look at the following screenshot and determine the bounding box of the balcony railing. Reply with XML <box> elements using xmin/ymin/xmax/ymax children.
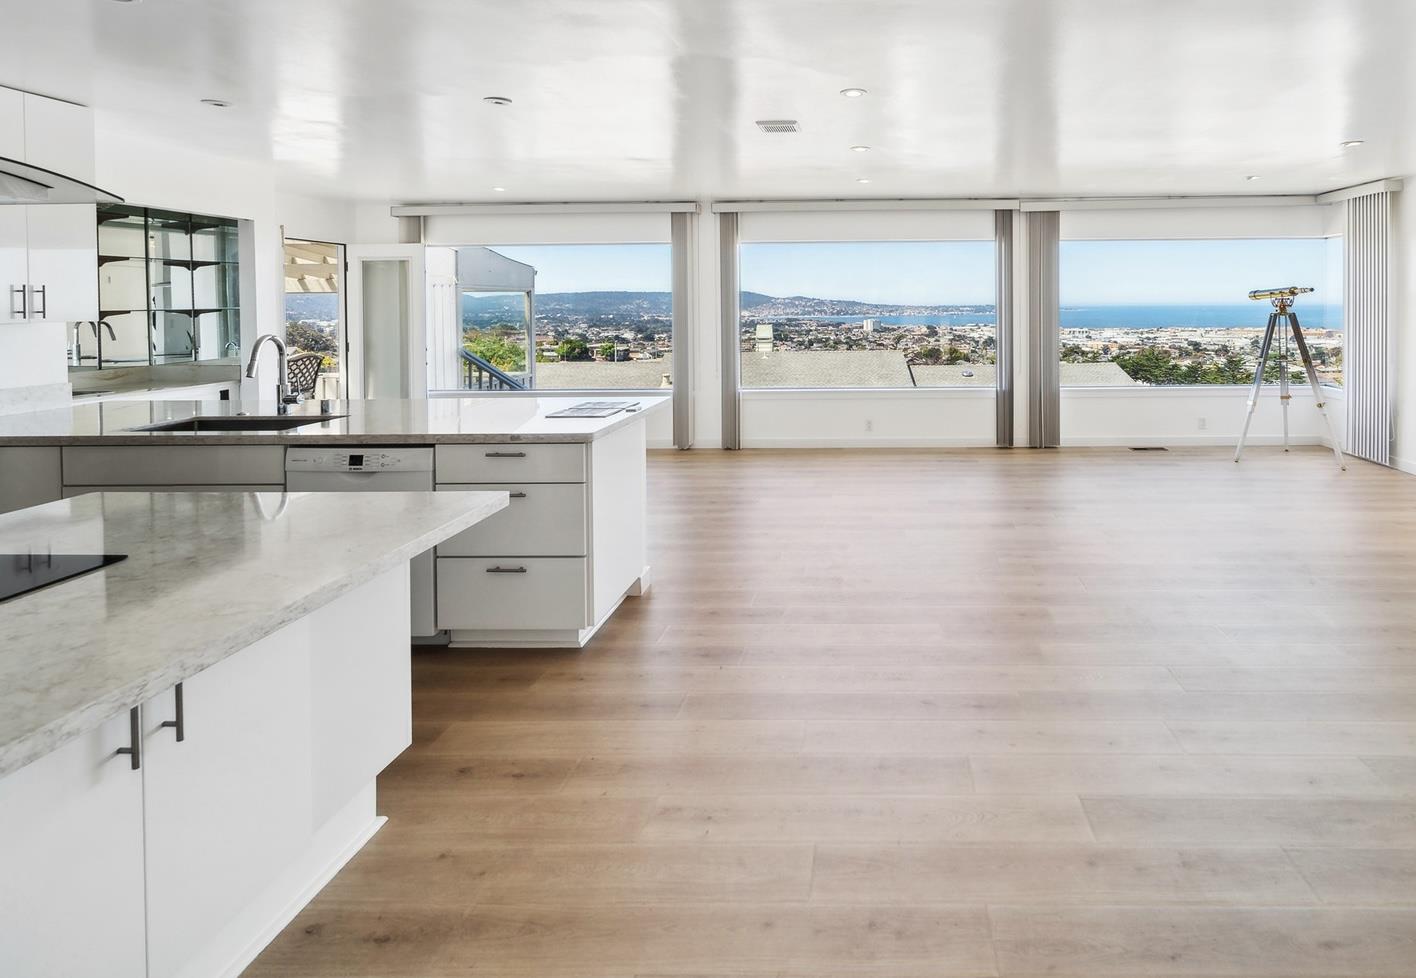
<box><xmin>460</xmin><ymin>349</ymin><xmax>526</xmax><ymax>391</ymax></box>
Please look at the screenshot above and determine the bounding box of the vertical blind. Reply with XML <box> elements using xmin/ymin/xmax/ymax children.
<box><xmin>1344</xmin><ymin>191</ymin><xmax>1394</xmax><ymax>465</ymax></box>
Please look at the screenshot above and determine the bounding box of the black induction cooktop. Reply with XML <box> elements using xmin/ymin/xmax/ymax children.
<box><xmin>0</xmin><ymin>553</ymin><xmax>127</xmax><ymax>603</ymax></box>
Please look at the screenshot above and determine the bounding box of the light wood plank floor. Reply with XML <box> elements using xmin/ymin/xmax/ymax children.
<box><xmin>244</xmin><ymin>447</ymin><xmax>1416</xmax><ymax>978</ymax></box>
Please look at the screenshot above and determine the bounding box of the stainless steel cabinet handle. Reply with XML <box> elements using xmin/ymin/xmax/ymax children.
<box><xmin>486</xmin><ymin>565</ymin><xmax>528</xmax><ymax>574</ymax></box>
<box><xmin>8</xmin><ymin>285</ymin><xmax>25</xmax><ymax>319</ymax></box>
<box><xmin>29</xmin><ymin>285</ymin><xmax>46</xmax><ymax>319</ymax></box>
<box><xmin>484</xmin><ymin>451</ymin><xmax>526</xmax><ymax>458</ymax></box>
<box><xmin>114</xmin><ymin>706</ymin><xmax>141</xmax><ymax>770</ymax></box>
<box><xmin>509</xmin><ymin>491</ymin><xmax>527</xmax><ymax>499</ymax></box>
<box><xmin>160</xmin><ymin>682</ymin><xmax>185</xmax><ymax>742</ymax></box>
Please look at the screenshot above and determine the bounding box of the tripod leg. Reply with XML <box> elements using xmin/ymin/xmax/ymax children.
<box><xmin>1288</xmin><ymin>312</ymin><xmax>1346</xmax><ymax>471</ymax></box>
<box><xmin>1280</xmin><ymin>322</ymin><xmax>1290</xmax><ymax>452</ymax></box>
<box><xmin>1235</xmin><ymin>313</ymin><xmax>1277</xmax><ymax>463</ymax></box>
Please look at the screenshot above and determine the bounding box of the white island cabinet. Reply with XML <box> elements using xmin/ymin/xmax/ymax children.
<box><xmin>0</xmin><ymin>489</ymin><xmax>505</xmax><ymax>978</ymax></box>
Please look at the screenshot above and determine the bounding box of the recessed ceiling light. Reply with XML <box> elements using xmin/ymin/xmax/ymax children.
<box><xmin>110</xmin><ymin>0</ymin><xmax>142</xmax><ymax>4</ymax></box>
<box><xmin>1340</xmin><ymin>139</ymin><xmax>1365</xmax><ymax>149</ymax></box>
<box><xmin>850</xmin><ymin>145</ymin><xmax>871</xmax><ymax>153</ymax></box>
<box><xmin>856</xmin><ymin>177</ymin><xmax>872</xmax><ymax>184</ymax></box>
<box><xmin>482</xmin><ymin>96</ymin><xmax>512</xmax><ymax>106</ymax></box>
<box><xmin>1244</xmin><ymin>174</ymin><xmax>1261</xmax><ymax>181</ymax></box>
<box><xmin>840</xmin><ymin>88</ymin><xmax>868</xmax><ymax>98</ymax></box>
<box><xmin>491</xmin><ymin>186</ymin><xmax>507</xmax><ymax>193</ymax></box>
<box><xmin>199</xmin><ymin>98</ymin><xmax>231</xmax><ymax>108</ymax></box>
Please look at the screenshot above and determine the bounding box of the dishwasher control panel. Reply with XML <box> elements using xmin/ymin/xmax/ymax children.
<box><xmin>285</xmin><ymin>447</ymin><xmax>434</xmax><ymax>473</ymax></box>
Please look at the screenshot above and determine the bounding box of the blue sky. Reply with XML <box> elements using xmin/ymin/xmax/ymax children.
<box><xmin>485</xmin><ymin>238</ymin><xmax>1341</xmax><ymax>306</ymax></box>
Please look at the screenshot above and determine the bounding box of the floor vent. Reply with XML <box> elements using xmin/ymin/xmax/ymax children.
<box><xmin>1129</xmin><ymin>446</ymin><xmax>1169</xmax><ymax>451</ymax></box>
<box><xmin>755</xmin><ymin>119</ymin><xmax>799</xmax><ymax>133</ymax></box>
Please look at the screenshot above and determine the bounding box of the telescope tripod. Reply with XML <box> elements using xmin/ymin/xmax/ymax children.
<box><xmin>1234</xmin><ymin>298</ymin><xmax>1345</xmax><ymax>471</ymax></box>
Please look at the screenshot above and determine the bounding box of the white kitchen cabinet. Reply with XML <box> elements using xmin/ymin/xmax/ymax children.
<box><xmin>437</xmin><ymin>481</ymin><xmax>588</xmax><ymax>556</ymax></box>
<box><xmin>437</xmin><ymin>555</ymin><xmax>592</xmax><ymax>631</ymax></box>
<box><xmin>142</xmin><ymin>619</ymin><xmax>314</xmax><ymax>978</ymax></box>
<box><xmin>435</xmin><ymin>442</ymin><xmax>587</xmax><ymax>483</ymax></box>
<box><xmin>0</xmin><ymin>86</ymin><xmax>98</xmax><ymax>325</ymax></box>
<box><xmin>308</xmin><ymin>565</ymin><xmax>412</xmax><ymax>825</ymax></box>
<box><xmin>26</xmin><ymin>203</ymin><xmax>98</xmax><ymax>322</ymax></box>
<box><xmin>435</xmin><ymin>421</ymin><xmax>648</xmax><ymax>647</ymax></box>
<box><xmin>0</xmin><ymin>710</ymin><xmax>147</xmax><ymax>978</ymax></box>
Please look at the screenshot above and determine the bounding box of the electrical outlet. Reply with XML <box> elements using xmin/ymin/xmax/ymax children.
<box><xmin>1197</xmin><ymin>416</ymin><xmax>1208</xmax><ymax>431</ymax></box>
<box><xmin>864</xmin><ymin>419</ymin><xmax>874</xmax><ymax>432</ymax></box>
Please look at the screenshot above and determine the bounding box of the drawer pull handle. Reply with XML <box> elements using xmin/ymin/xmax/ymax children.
<box><xmin>8</xmin><ymin>285</ymin><xmax>25</xmax><ymax>319</ymax></box>
<box><xmin>485</xmin><ymin>451</ymin><xmax>526</xmax><ymax>458</ymax></box>
<box><xmin>114</xmin><ymin>706</ymin><xmax>141</xmax><ymax>770</ymax></box>
<box><xmin>509</xmin><ymin>491</ymin><xmax>527</xmax><ymax>499</ymax></box>
<box><xmin>487</xmin><ymin>565</ymin><xmax>528</xmax><ymax>574</ymax></box>
<box><xmin>160</xmin><ymin>682</ymin><xmax>185</xmax><ymax>742</ymax></box>
<box><xmin>30</xmin><ymin>285</ymin><xmax>46</xmax><ymax>319</ymax></box>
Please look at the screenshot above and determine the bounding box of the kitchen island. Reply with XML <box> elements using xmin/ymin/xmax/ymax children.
<box><xmin>0</xmin><ymin>489</ymin><xmax>507</xmax><ymax>978</ymax></box>
<box><xmin>0</xmin><ymin>395</ymin><xmax>669</xmax><ymax>647</ymax></box>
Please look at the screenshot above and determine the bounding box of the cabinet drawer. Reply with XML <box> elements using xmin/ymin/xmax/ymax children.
<box><xmin>436</xmin><ymin>483</ymin><xmax>587</xmax><ymax>557</ymax></box>
<box><xmin>61</xmin><ymin>446</ymin><xmax>286</xmax><ymax>486</ymax></box>
<box><xmin>436</xmin><ymin>557</ymin><xmax>589</xmax><ymax>630</ymax></box>
<box><xmin>435</xmin><ymin>443</ymin><xmax>586</xmax><ymax>484</ymax></box>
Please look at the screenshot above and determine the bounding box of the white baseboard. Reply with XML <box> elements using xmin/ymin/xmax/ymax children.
<box><xmin>1391</xmin><ymin>454</ymin><xmax>1416</xmax><ymax>476</ymax></box>
<box><xmin>739</xmin><ymin>437</ymin><xmax>996</xmax><ymax>449</ymax></box>
<box><xmin>1062</xmin><ymin>434</ymin><xmax>1324</xmax><ymax>448</ymax></box>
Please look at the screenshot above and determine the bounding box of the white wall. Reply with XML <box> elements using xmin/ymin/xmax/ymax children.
<box><xmin>1062</xmin><ymin>386</ymin><xmax>1345</xmax><ymax>448</ymax></box>
<box><xmin>93</xmin><ymin>117</ymin><xmax>356</xmax><ymax>399</ymax></box>
<box><xmin>740</xmin><ymin>388</ymin><xmax>995</xmax><ymax>448</ymax></box>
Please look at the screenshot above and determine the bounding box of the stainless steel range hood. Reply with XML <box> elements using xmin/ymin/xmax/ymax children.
<box><xmin>0</xmin><ymin>155</ymin><xmax>122</xmax><ymax>205</ymax></box>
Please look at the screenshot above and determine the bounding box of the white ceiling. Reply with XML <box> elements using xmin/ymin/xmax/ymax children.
<box><xmin>4</xmin><ymin>0</ymin><xmax>1414</xmax><ymax>202</ymax></box>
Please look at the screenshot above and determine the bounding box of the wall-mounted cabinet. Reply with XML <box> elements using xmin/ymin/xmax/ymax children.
<box><xmin>90</xmin><ymin>205</ymin><xmax>240</xmax><ymax>369</ymax></box>
<box><xmin>0</xmin><ymin>86</ymin><xmax>99</xmax><ymax>327</ymax></box>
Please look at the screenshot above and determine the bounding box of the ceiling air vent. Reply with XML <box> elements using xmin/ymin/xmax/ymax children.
<box><xmin>755</xmin><ymin>119</ymin><xmax>799</xmax><ymax>133</ymax></box>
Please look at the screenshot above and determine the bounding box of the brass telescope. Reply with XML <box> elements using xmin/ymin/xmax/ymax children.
<box><xmin>1248</xmin><ymin>286</ymin><xmax>1315</xmax><ymax>301</ymax></box>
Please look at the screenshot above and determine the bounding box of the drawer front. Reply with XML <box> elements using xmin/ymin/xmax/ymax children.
<box><xmin>61</xmin><ymin>445</ymin><xmax>286</xmax><ymax>486</ymax></box>
<box><xmin>436</xmin><ymin>483</ymin><xmax>588</xmax><ymax>557</ymax></box>
<box><xmin>436</xmin><ymin>557</ymin><xmax>589</xmax><ymax>630</ymax></box>
<box><xmin>435</xmin><ymin>443</ymin><xmax>586</xmax><ymax>484</ymax></box>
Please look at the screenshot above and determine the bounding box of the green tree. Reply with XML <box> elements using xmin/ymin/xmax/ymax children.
<box><xmin>944</xmin><ymin>345</ymin><xmax>967</xmax><ymax>365</ymax></box>
<box><xmin>463</xmin><ymin>334</ymin><xmax>526</xmax><ymax>373</ymax></box>
<box><xmin>597</xmin><ymin>341</ymin><xmax>617</xmax><ymax>360</ymax></box>
<box><xmin>557</xmin><ymin>338</ymin><xmax>592</xmax><ymax>362</ymax></box>
<box><xmin>1114</xmin><ymin>348</ymin><xmax>1183</xmax><ymax>385</ymax></box>
<box><xmin>915</xmin><ymin>346</ymin><xmax>943</xmax><ymax>364</ymax></box>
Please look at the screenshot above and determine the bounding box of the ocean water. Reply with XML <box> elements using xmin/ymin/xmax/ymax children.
<box><xmin>787</xmin><ymin>304</ymin><xmax>1343</xmax><ymax>330</ymax></box>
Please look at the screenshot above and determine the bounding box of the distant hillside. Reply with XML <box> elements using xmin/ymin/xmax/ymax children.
<box><xmin>285</xmin><ymin>293</ymin><xmax>339</xmax><ymax>321</ymax></box>
<box><xmin>286</xmin><ymin>288</ymin><xmax>993</xmax><ymax>326</ymax></box>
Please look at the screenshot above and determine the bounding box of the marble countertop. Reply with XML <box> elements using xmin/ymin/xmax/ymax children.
<box><xmin>0</xmin><ymin>396</ymin><xmax>668</xmax><ymax>446</ymax></box>
<box><xmin>0</xmin><ymin>489</ymin><xmax>507</xmax><ymax>778</ymax></box>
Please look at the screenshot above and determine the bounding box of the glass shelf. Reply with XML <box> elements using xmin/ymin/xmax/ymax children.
<box><xmin>95</xmin><ymin>203</ymin><xmax>242</xmax><ymax>368</ymax></box>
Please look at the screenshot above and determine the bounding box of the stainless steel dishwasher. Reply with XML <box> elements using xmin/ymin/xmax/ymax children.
<box><xmin>285</xmin><ymin>447</ymin><xmax>439</xmax><ymax>637</ymax></box>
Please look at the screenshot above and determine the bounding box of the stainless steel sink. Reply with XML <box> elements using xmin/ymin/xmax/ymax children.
<box><xmin>129</xmin><ymin>414</ymin><xmax>347</xmax><ymax>432</ymax></box>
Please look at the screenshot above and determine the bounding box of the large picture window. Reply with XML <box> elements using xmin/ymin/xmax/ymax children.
<box><xmin>458</xmin><ymin>243</ymin><xmax>672</xmax><ymax>391</ymax></box>
<box><xmin>737</xmin><ymin>240</ymin><xmax>996</xmax><ymax>389</ymax></box>
<box><xmin>1058</xmin><ymin>237</ymin><xmax>1344</xmax><ymax>387</ymax></box>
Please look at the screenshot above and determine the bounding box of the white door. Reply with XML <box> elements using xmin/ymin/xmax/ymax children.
<box><xmin>0</xmin><ymin>710</ymin><xmax>147</xmax><ymax>978</ymax></box>
<box><xmin>142</xmin><ymin>621</ymin><xmax>314</xmax><ymax>978</ymax></box>
<box><xmin>345</xmin><ymin>244</ymin><xmax>426</xmax><ymax>399</ymax></box>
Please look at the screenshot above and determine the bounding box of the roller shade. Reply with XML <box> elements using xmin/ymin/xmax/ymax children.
<box><xmin>739</xmin><ymin>209</ymin><xmax>996</xmax><ymax>242</ymax></box>
<box><xmin>1062</xmin><ymin>205</ymin><xmax>1340</xmax><ymax>240</ymax></box>
<box><xmin>423</xmin><ymin>211</ymin><xmax>671</xmax><ymax>245</ymax></box>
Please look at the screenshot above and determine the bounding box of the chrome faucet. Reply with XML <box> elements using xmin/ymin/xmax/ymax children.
<box><xmin>245</xmin><ymin>334</ymin><xmax>301</xmax><ymax>410</ymax></box>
